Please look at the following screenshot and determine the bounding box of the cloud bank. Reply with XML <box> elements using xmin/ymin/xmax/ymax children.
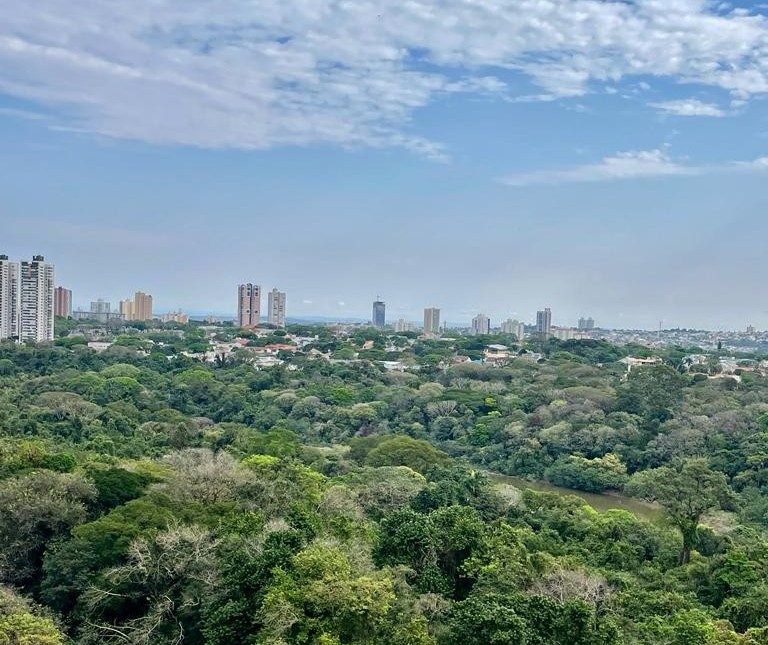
<box><xmin>499</xmin><ymin>150</ymin><xmax>768</xmax><ymax>186</ymax></box>
<box><xmin>1</xmin><ymin>0</ymin><xmax>768</xmax><ymax>156</ymax></box>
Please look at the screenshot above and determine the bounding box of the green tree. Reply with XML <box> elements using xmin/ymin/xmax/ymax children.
<box><xmin>625</xmin><ymin>458</ymin><xmax>733</xmax><ymax>564</ymax></box>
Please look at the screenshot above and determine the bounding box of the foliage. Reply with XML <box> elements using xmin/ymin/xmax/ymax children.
<box><xmin>0</xmin><ymin>330</ymin><xmax>767</xmax><ymax>643</ymax></box>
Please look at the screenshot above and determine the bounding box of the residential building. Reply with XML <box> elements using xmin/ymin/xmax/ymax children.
<box><xmin>54</xmin><ymin>287</ymin><xmax>72</xmax><ymax>318</ymax></box>
<box><xmin>160</xmin><ymin>310</ymin><xmax>189</xmax><ymax>324</ymax></box>
<box><xmin>267</xmin><ymin>288</ymin><xmax>287</xmax><ymax>328</ymax></box>
<box><xmin>484</xmin><ymin>344</ymin><xmax>511</xmax><ymax>364</ymax></box>
<box><xmin>423</xmin><ymin>307</ymin><xmax>441</xmax><ymax>335</ymax></box>
<box><xmin>536</xmin><ymin>308</ymin><xmax>552</xmax><ymax>338</ymax></box>
<box><xmin>19</xmin><ymin>255</ymin><xmax>55</xmax><ymax>343</ymax></box>
<box><xmin>501</xmin><ymin>318</ymin><xmax>525</xmax><ymax>340</ymax></box>
<box><xmin>91</xmin><ymin>299</ymin><xmax>111</xmax><ymax>315</ymax></box>
<box><xmin>72</xmin><ymin>309</ymin><xmax>124</xmax><ymax>323</ymax></box>
<box><xmin>471</xmin><ymin>313</ymin><xmax>490</xmax><ymax>335</ymax></box>
<box><xmin>238</xmin><ymin>283</ymin><xmax>261</xmax><ymax>328</ymax></box>
<box><xmin>578</xmin><ymin>317</ymin><xmax>595</xmax><ymax>331</ymax></box>
<box><xmin>120</xmin><ymin>292</ymin><xmax>153</xmax><ymax>321</ymax></box>
<box><xmin>119</xmin><ymin>299</ymin><xmax>134</xmax><ymax>320</ymax></box>
<box><xmin>133</xmin><ymin>291</ymin><xmax>153</xmax><ymax>321</ymax></box>
<box><xmin>0</xmin><ymin>255</ymin><xmax>19</xmax><ymax>340</ymax></box>
<box><xmin>372</xmin><ymin>300</ymin><xmax>386</xmax><ymax>328</ymax></box>
<box><xmin>395</xmin><ymin>318</ymin><xmax>415</xmax><ymax>332</ymax></box>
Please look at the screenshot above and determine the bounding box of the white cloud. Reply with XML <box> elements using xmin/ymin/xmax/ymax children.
<box><xmin>650</xmin><ymin>99</ymin><xmax>727</xmax><ymax>117</ymax></box>
<box><xmin>500</xmin><ymin>150</ymin><xmax>768</xmax><ymax>186</ymax></box>
<box><xmin>500</xmin><ymin>150</ymin><xmax>694</xmax><ymax>186</ymax></box>
<box><xmin>0</xmin><ymin>0</ymin><xmax>767</xmax><ymax>155</ymax></box>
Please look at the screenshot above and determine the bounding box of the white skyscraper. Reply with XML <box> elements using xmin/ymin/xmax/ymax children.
<box><xmin>471</xmin><ymin>313</ymin><xmax>490</xmax><ymax>336</ymax></box>
<box><xmin>0</xmin><ymin>255</ymin><xmax>19</xmax><ymax>340</ymax></box>
<box><xmin>267</xmin><ymin>288</ymin><xmax>287</xmax><ymax>328</ymax></box>
<box><xmin>19</xmin><ymin>255</ymin><xmax>55</xmax><ymax>343</ymax></box>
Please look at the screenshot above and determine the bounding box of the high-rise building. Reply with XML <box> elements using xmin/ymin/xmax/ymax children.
<box><xmin>578</xmin><ymin>317</ymin><xmax>595</xmax><ymax>331</ymax></box>
<box><xmin>501</xmin><ymin>318</ymin><xmax>525</xmax><ymax>340</ymax></box>
<box><xmin>372</xmin><ymin>300</ymin><xmax>386</xmax><ymax>328</ymax></box>
<box><xmin>118</xmin><ymin>292</ymin><xmax>153</xmax><ymax>322</ymax></box>
<box><xmin>471</xmin><ymin>313</ymin><xmax>490</xmax><ymax>335</ymax></box>
<box><xmin>54</xmin><ymin>287</ymin><xmax>72</xmax><ymax>318</ymax></box>
<box><xmin>19</xmin><ymin>255</ymin><xmax>55</xmax><ymax>343</ymax></box>
<box><xmin>238</xmin><ymin>283</ymin><xmax>261</xmax><ymax>328</ymax></box>
<box><xmin>267</xmin><ymin>288</ymin><xmax>287</xmax><ymax>328</ymax></box>
<box><xmin>133</xmin><ymin>292</ymin><xmax>153</xmax><ymax>321</ymax></box>
<box><xmin>423</xmin><ymin>307</ymin><xmax>441</xmax><ymax>336</ymax></box>
<box><xmin>536</xmin><ymin>308</ymin><xmax>552</xmax><ymax>338</ymax></box>
<box><xmin>91</xmin><ymin>299</ymin><xmax>111</xmax><ymax>315</ymax></box>
<box><xmin>0</xmin><ymin>255</ymin><xmax>19</xmax><ymax>340</ymax></box>
<box><xmin>119</xmin><ymin>298</ymin><xmax>135</xmax><ymax>321</ymax></box>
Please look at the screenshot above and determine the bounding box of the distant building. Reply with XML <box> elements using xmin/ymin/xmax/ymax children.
<box><xmin>54</xmin><ymin>286</ymin><xmax>72</xmax><ymax>318</ymax></box>
<box><xmin>484</xmin><ymin>344</ymin><xmax>511</xmax><ymax>364</ymax></box>
<box><xmin>620</xmin><ymin>356</ymin><xmax>662</xmax><ymax>373</ymax></box>
<box><xmin>536</xmin><ymin>308</ymin><xmax>552</xmax><ymax>338</ymax></box>
<box><xmin>423</xmin><ymin>307</ymin><xmax>441</xmax><ymax>335</ymax></box>
<box><xmin>134</xmin><ymin>292</ymin><xmax>153</xmax><ymax>321</ymax></box>
<box><xmin>578</xmin><ymin>317</ymin><xmax>595</xmax><ymax>331</ymax></box>
<box><xmin>372</xmin><ymin>300</ymin><xmax>386</xmax><ymax>328</ymax></box>
<box><xmin>119</xmin><ymin>298</ymin><xmax>134</xmax><ymax>320</ymax></box>
<box><xmin>267</xmin><ymin>288</ymin><xmax>287</xmax><ymax>328</ymax></box>
<box><xmin>471</xmin><ymin>313</ymin><xmax>490</xmax><ymax>336</ymax></box>
<box><xmin>238</xmin><ymin>283</ymin><xmax>261</xmax><ymax>328</ymax></box>
<box><xmin>72</xmin><ymin>309</ymin><xmax>124</xmax><ymax>323</ymax></box>
<box><xmin>747</xmin><ymin>325</ymin><xmax>756</xmax><ymax>334</ymax></box>
<box><xmin>395</xmin><ymin>318</ymin><xmax>415</xmax><ymax>333</ymax></box>
<box><xmin>120</xmin><ymin>292</ymin><xmax>153</xmax><ymax>321</ymax></box>
<box><xmin>19</xmin><ymin>255</ymin><xmax>55</xmax><ymax>343</ymax></box>
<box><xmin>0</xmin><ymin>255</ymin><xmax>19</xmax><ymax>340</ymax></box>
<box><xmin>160</xmin><ymin>310</ymin><xmax>189</xmax><ymax>324</ymax></box>
<box><xmin>501</xmin><ymin>318</ymin><xmax>525</xmax><ymax>340</ymax></box>
<box><xmin>91</xmin><ymin>299</ymin><xmax>111</xmax><ymax>315</ymax></box>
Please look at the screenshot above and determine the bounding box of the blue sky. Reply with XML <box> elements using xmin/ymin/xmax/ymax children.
<box><xmin>2</xmin><ymin>0</ymin><xmax>768</xmax><ymax>330</ymax></box>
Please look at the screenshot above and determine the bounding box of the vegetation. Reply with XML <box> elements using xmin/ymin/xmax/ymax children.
<box><xmin>2</xmin><ymin>325</ymin><xmax>768</xmax><ymax>643</ymax></box>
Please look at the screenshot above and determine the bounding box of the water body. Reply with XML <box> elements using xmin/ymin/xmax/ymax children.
<box><xmin>491</xmin><ymin>473</ymin><xmax>662</xmax><ymax>522</ymax></box>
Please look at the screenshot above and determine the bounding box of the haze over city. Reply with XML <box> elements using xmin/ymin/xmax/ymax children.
<box><xmin>3</xmin><ymin>0</ymin><xmax>768</xmax><ymax>329</ymax></box>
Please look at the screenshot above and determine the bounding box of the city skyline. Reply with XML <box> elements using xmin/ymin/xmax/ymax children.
<box><xmin>5</xmin><ymin>250</ymin><xmax>768</xmax><ymax>332</ymax></box>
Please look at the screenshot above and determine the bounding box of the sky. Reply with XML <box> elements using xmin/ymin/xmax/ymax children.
<box><xmin>1</xmin><ymin>0</ymin><xmax>768</xmax><ymax>330</ymax></box>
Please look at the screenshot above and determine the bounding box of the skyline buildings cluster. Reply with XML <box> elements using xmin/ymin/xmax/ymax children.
<box><xmin>238</xmin><ymin>284</ymin><xmax>287</xmax><ymax>329</ymax></box>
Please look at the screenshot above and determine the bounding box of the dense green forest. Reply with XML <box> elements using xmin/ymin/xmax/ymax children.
<box><xmin>3</xmin><ymin>324</ymin><xmax>768</xmax><ymax>644</ymax></box>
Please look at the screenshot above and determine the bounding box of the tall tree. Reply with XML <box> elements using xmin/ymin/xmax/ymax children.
<box><xmin>625</xmin><ymin>458</ymin><xmax>733</xmax><ymax>564</ymax></box>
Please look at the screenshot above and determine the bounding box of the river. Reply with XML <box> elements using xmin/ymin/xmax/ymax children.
<box><xmin>490</xmin><ymin>473</ymin><xmax>662</xmax><ymax>522</ymax></box>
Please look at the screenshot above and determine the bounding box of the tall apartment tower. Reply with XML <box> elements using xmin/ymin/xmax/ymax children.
<box><xmin>0</xmin><ymin>255</ymin><xmax>19</xmax><ymax>340</ymax></box>
<box><xmin>91</xmin><ymin>299</ymin><xmax>111</xmax><ymax>315</ymax></box>
<box><xmin>54</xmin><ymin>287</ymin><xmax>73</xmax><ymax>318</ymax></box>
<box><xmin>536</xmin><ymin>308</ymin><xmax>552</xmax><ymax>338</ymax></box>
<box><xmin>119</xmin><ymin>298</ymin><xmax>135</xmax><ymax>321</ymax></box>
<box><xmin>423</xmin><ymin>307</ymin><xmax>441</xmax><ymax>335</ymax></box>
<box><xmin>471</xmin><ymin>313</ymin><xmax>490</xmax><ymax>335</ymax></box>
<box><xmin>19</xmin><ymin>255</ymin><xmax>55</xmax><ymax>343</ymax></box>
<box><xmin>133</xmin><ymin>292</ymin><xmax>153</xmax><ymax>321</ymax></box>
<box><xmin>238</xmin><ymin>283</ymin><xmax>261</xmax><ymax>328</ymax></box>
<box><xmin>372</xmin><ymin>299</ymin><xmax>386</xmax><ymax>328</ymax></box>
<box><xmin>501</xmin><ymin>318</ymin><xmax>525</xmax><ymax>340</ymax></box>
<box><xmin>267</xmin><ymin>288</ymin><xmax>287</xmax><ymax>328</ymax></box>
